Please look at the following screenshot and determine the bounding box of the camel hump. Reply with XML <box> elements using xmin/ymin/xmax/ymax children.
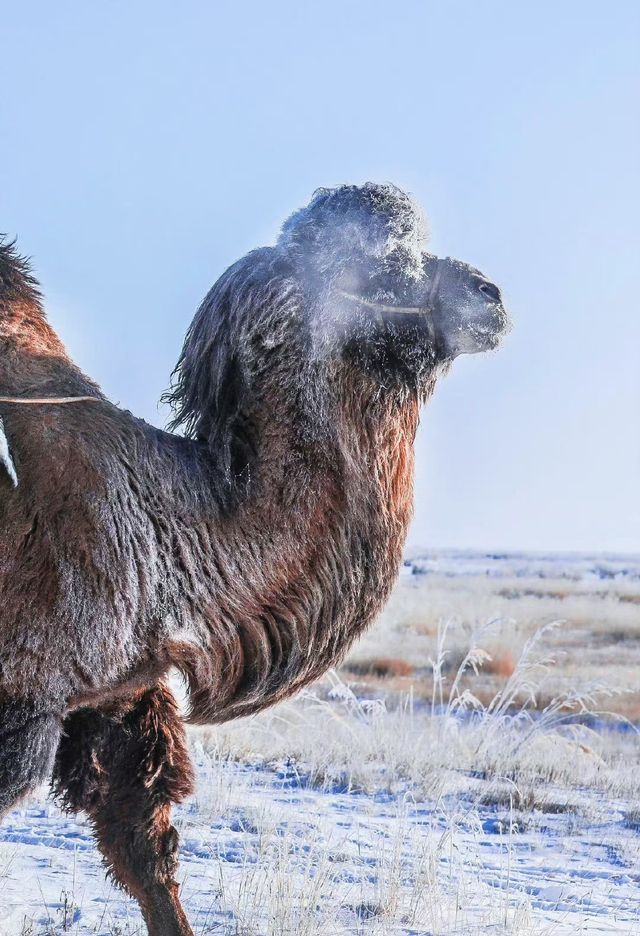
<box><xmin>0</xmin><ymin>238</ymin><xmax>42</xmax><ymax>307</ymax></box>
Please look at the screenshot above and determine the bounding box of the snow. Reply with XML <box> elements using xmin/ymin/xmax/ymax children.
<box><xmin>403</xmin><ymin>549</ymin><xmax>640</xmax><ymax>584</ymax></box>
<box><xmin>2</xmin><ymin>754</ymin><xmax>640</xmax><ymax>935</ymax></box>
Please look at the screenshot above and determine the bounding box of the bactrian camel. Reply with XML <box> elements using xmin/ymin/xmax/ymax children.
<box><xmin>0</xmin><ymin>183</ymin><xmax>509</xmax><ymax>934</ymax></box>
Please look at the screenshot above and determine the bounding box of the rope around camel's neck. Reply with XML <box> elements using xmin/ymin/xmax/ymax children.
<box><xmin>0</xmin><ymin>396</ymin><xmax>98</xmax><ymax>490</ymax></box>
<box><xmin>0</xmin><ymin>396</ymin><xmax>100</xmax><ymax>404</ymax></box>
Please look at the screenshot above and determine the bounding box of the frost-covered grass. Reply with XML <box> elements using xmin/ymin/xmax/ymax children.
<box><xmin>345</xmin><ymin>552</ymin><xmax>640</xmax><ymax>717</ymax></box>
<box><xmin>4</xmin><ymin>551</ymin><xmax>640</xmax><ymax>935</ymax></box>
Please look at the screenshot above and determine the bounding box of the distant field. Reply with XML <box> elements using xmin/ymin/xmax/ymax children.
<box><xmin>344</xmin><ymin>550</ymin><xmax>640</xmax><ymax>720</ymax></box>
<box><xmin>3</xmin><ymin>551</ymin><xmax>640</xmax><ymax>935</ymax></box>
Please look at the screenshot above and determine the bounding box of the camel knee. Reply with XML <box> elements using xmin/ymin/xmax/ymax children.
<box><xmin>0</xmin><ymin>702</ymin><xmax>61</xmax><ymax>818</ymax></box>
<box><xmin>97</xmin><ymin>800</ymin><xmax>181</xmax><ymax>891</ymax></box>
<box><xmin>53</xmin><ymin>686</ymin><xmax>195</xmax><ymax>814</ymax></box>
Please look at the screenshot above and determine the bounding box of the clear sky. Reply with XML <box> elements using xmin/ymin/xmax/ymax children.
<box><xmin>2</xmin><ymin>1</ymin><xmax>638</xmax><ymax>554</ymax></box>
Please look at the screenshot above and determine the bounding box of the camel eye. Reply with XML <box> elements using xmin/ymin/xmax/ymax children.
<box><xmin>479</xmin><ymin>281</ymin><xmax>501</xmax><ymax>303</ymax></box>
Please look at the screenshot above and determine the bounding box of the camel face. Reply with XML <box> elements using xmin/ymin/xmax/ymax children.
<box><xmin>279</xmin><ymin>183</ymin><xmax>509</xmax><ymax>387</ymax></box>
<box><xmin>168</xmin><ymin>184</ymin><xmax>509</xmax><ymax>445</ymax></box>
<box><xmin>420</xmin><ymin>253</ymin><xmax>510</xmax><ymax>359</ymax></box>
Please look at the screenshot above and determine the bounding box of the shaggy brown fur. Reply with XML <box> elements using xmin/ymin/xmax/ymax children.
<box><xmin>52</xmin><ymin>685</ymin><xmax>194</xmax><ymax>935</ymax></box>
<box><xmin>0</xmin><ymin>183</ymin><xmax>508</xmax><ymax>932</ymax></box>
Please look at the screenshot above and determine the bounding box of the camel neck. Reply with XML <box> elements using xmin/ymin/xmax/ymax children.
<box><xmin>172</xmin><ymin>386</ymin><xmax>420</xmax><ymax>724</ymax></box>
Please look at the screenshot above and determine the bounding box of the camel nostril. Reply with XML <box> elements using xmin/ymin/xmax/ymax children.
<box><xmin>479</xmin><ymin>282</ymin><xmax>501</xmax><ymax>303</ymax></box>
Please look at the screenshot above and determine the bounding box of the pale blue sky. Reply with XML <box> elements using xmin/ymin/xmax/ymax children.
<box><xmin>2</xmin><ymin>1</ymin><xmax>638</xmax><ymax>553</ymax></box>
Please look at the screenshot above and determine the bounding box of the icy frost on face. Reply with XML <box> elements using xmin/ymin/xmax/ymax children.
<box><xmin>432</xmin><ymin>257</ymin><xmax>510</xmax><ymax>357</ymax></box>
<box><xmin>275</xmin><ymin>183</ymin><xmax>509</xmax><ymax>370</ymax></box>
<box><xmin>451</xmin><ymin>288</ymin><xmax>504</xmax><ymax>354</ymax></box>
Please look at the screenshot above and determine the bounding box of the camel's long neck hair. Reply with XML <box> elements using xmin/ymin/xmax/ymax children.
<box><xmin>164</xmin><ymin>249</ymin><xmax>426</xmax><ymax>723</ymax></box>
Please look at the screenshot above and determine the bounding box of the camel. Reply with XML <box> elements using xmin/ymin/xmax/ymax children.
<box><xmin>0</xmin><ymin>183</ymin><xmax>509</xmax><ymax>934</ymax></box>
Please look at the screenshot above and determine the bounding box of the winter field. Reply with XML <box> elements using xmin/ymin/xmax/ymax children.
<box><xmin>2</xmin><ymin>551</ymin><xmax>640</xmax><ymax>936</ymax></box>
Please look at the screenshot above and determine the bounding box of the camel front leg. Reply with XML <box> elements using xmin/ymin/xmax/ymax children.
<box><xmin>52</xmin><ymin>684</ymin><xmax>195</xmax><ymax>936</ymax></box>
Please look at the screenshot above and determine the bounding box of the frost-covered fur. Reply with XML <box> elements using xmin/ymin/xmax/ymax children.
<box><xmin>279</xmin><ymin>182</ymin><xmax>428</xmax><ymax>281</ymax></box>
<box><xmin>0</xmin><ymin>183</ymin><xmax>508</xmax><ymax>934</ymax></box>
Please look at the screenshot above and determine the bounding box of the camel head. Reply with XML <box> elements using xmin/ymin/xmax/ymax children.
<box><xmin>167</xmin><ymin>183</ymin><xmax>509</xmax><ymax>506</ymax></box>
<box><xmin>279</xmin><ymin>182</ymin><xmax>510</xmax><ymax>385</ymax></box>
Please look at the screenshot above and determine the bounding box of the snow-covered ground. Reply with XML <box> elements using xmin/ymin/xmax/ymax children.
<box><xmin>403</xmin><ymin>549</ymin><xmax>640</xmax><ymax>585</ymax></box>
<box><xmin>2</xmin><ymin>550</ymin><xmax>639</xmax><ymax>935</ymax></box>
<box><xmin>3</xmin><ymin>742</ymin><xmax>640</xmax><ymax>935</ymax></box>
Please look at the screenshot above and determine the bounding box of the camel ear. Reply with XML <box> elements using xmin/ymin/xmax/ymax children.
<box><xmin>0</xmin><ymin>418</ymin><xmax>18</xmax><ymax>487</ymax></box>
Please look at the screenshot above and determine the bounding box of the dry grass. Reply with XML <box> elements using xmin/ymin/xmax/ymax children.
<box><xmin>192</xmin><ymin>617</ymin><xmax>640</xmax><ymax>802</ymax></box>
<box><xmin>346</xmin><ymin>656</ymin><xmax>415</xmax><ymax>678</ymax></box>
<box><xmin>343</xmin><ymin>567</ymin><xmax>640</xmax><ymax>717</ymax></box>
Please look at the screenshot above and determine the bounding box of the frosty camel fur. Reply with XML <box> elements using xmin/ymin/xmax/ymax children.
<box><xmin>0</xmin><ymin>183</ymin><xmax>509</xmax><ymax>934</ymax></box>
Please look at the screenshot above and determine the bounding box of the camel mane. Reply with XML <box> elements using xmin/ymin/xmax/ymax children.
<box><xmin>163</xmin><ymin>247</ymin><xmax>306</xmax><ymax>512</ymax></box>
